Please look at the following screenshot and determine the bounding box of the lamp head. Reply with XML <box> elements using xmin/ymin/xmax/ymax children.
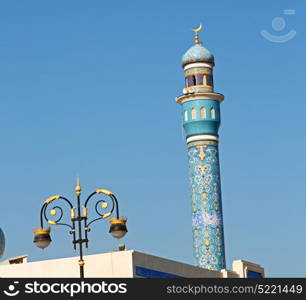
<box><xmin>109</xmin><ymin>217</ymin><xmax>128</xmax><ymax>239</ymax></box>
<box><xmin>33</xmin><ymin>227</ymin><xmax>52</xmax><ymax>249</ymax></box>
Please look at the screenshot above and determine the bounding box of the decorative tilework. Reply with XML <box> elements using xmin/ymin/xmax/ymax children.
<box><xmin>188</xmin><ymin>143</ymin><xmax>225</xmax><ymax>270</ymax></box>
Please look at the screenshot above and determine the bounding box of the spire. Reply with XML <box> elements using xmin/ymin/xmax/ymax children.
<box><xmin>75</xmin><ymin>175</ymin><xmax>81</xmax><ymax>197</ymax></box>
<box><xmin>193</xmin><ymin>24</ymin><xmax>202</xmax><ymax>45</ymax></box>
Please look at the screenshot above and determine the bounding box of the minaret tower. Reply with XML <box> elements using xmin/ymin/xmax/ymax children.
<box><xmin>176</xmin><ymin>25</ymin><xmax>226</xmax><ymax>270</ymax></box>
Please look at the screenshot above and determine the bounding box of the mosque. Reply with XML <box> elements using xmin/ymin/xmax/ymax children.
<box><xmin>0</xmin><ymin>26</ymin><xmax>264</xmax><ymax>278</ymax></box>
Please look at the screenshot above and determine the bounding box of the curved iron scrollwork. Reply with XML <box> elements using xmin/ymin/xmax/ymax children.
<box><xmin>94</xmin><ymin>200</ymin><xmax>110</xmax><ymax>217</ymax></box>
<box><xmin>44</xmin><ymin>205</ymin><xmax>63</xmax><ymax>224</ymax></box>
<box><xmin>82</xmin><ymin>191</ymin><xmax>120</xmax><ymax>245</ymax></box>
<box><xmin>34</xmin><ymin>182</ymin><xmax>126</xmax><ymax>279</ymax></box>
<box><xmin>85</xmin><ymin>193</ymin><xmax>116</xmax><ymax>226</ymax></box>
<box><xmin>40</xmin><ymin>196</ymin><xmax>74</xmax><ymax>230</ymax></box>
<box><xmin>38</xmin><ymin>190</ymin><xmax>121</xmax><ymax>251</ymax></box>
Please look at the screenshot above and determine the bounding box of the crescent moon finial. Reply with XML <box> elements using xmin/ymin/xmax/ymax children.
<box><xmin>192</xmin><ymin>24</ymin><xmax>203</xmax><ymax>45</ymax></box>
<box><xmin>193</xmin><ymin>24</ymin><xmax>202</xmax><ymax>33</ymax></box>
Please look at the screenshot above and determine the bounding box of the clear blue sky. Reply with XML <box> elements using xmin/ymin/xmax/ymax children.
<box><xmin>0</xmin><ymin>0</ymin><xmax>305</xmax><ymax>277</ymax></box>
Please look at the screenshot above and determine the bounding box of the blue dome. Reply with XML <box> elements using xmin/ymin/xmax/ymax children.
<box><xmin>182</xmin><ymin>44</ymin><xmax>214</xmax><ymax>67</ymax></box>
<box><xmin>0</xmin><ymin>228</ymin><xmax>5</xmax><ymax>258</ymax></box>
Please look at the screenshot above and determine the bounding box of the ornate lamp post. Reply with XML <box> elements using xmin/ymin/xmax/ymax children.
<box><xmin>33</xmin><ymin>177</ymin><xmax>128</xmax><ymax>278</ymax></box>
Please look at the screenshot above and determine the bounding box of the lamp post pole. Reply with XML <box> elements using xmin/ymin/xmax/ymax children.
<box><xmin>75</xmin><ymin>177</ymin><xmax>85</xmax><ymax>278</ymax></box>
<box><xmin>33</xmin><ymin>177</ymin><xmax>128</xmax><ymax>278</ymax></box>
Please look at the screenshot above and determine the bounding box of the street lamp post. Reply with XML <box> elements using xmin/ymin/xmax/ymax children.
<box><xmin>33</xmin><ymin>177</ymin><xmax>128</xmax><ymax>278</ymax></box>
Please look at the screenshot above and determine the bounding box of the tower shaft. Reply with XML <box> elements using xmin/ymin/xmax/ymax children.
<box><xmin>177</xmin><ymin>33</ymin><xmax>226</xmax><ymax>270</ymax></box>
<box><xmin>187</xmin><ymin>139</ymin><xmax>225</xmax><ymax>270</ymax></box>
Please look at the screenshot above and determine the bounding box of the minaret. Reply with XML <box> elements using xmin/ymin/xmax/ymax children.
<box><xmin>176</xmin><ymin>25</ymin><xmax>226</xmax><ymax>270</ymax></box>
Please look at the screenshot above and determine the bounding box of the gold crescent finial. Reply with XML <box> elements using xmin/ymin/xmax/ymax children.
<box><xmin>192</xmin><ymin>24</ymin><xmax>203</xmax><ymax>44</ymax></box>
<box><xmin>193</xmin><ymin>24</ymin><xmax>202</xmax><ymax>33</ymax></box>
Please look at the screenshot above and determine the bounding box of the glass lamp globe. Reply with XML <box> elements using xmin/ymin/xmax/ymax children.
<box><xmin>0</xmin><ymin>228</ymin><xmax>5</xmax><ymax>258</ymax></box>
<box><xmin>33</xmin><ymin>228</ymin><xmax>52</xmax><ymax>249</ymax></box>
<box><xmin>109</xmin><ymin>217</ymin><xmax>128</xmax><ymax>239</ymax></box>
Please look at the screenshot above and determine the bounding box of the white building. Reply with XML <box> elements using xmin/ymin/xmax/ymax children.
<box><xmin>0</xmin><ymin>250</ymin><xmax>264</xmax><ymax>278</ymax></box>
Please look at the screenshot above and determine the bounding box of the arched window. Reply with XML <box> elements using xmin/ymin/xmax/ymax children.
<box><xmin>200</xmin><ymin>107</ymin><xmax>206</xmax><ymax>119</ymax></box>
<box><xmin>206</xmin><ymin>76</ymin><xmax>213</xmax><ymax>87</ymax></box>
<box><xmin>210</xmin><ymin>107</ymin><xmax>216</xmax><ymax>119</ymax></box>
<box><xmin>196</xmin><ymin>74</ymin><xmax>204</xmax><ymax>85</ymax></box>
<box><xmin>184</xmin><ymin>110</ymin><xmax>188</xmax><ymax>121</ymax></box>
<box><xmin>187</xmin><ymin>76</ymin><xmax>196</xmax><ymax>87</ymax></box>
<box><xmin>191</xmin><ymin>108</ymin><xmax>197</xmax><ymax>120</ymax></box>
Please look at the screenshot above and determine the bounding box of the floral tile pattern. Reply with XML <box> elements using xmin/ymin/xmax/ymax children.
<box><xmin>188</xmin><ymin>143</ymin><xmax>226</xmax><ymax>270</ymax></box>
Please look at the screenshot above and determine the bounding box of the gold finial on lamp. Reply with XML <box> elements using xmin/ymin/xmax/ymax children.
<box><xmin>193</xmin><ymin>24</ymin><xmax>203</xmax><ymax>45</ymax></box>
<box><xmin>75</xmin><ymin>175</ymin><xmax>81</xmax><ymax>197</ymax></box>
